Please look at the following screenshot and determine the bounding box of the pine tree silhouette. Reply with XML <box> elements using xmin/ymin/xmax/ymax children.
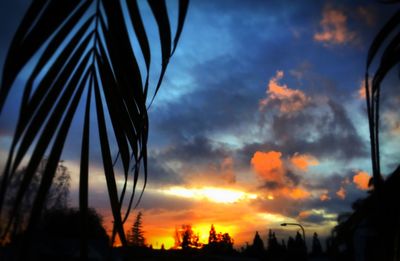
<box><xmin>312</xmin><ymin>232</ymin><xmax>322</xmax><ymax>256</ymax></box>
<box><xmin>208</xmin><ymin>224</ymin><xmax>217</xmax><ymax>244</ymax></box>
<box><xmin>128</xmin><ymin>211</ymin><xmax>145</xmax><ymax>247</ymax></box>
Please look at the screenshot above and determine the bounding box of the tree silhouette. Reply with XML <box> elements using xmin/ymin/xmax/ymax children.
<box><xmin>204</xmin><ymin>225</ymin><xmax>234</xmax><ymax>254</ymax></box>
<box><xmin>9</xmin><ymin>208</ymin><xmax>109</xmax><ymax>260</ymax></box>
<box><xmin>127</xmin><ymin>211</ymin><xmax>145</xmax><ymax>247</ymax></box>
<box><xmin>267</xmin><ymin>229</ymin><xmax>279</xmax><ymax>252</ymax></box>
<box><xmin>0</xmin><ymin>0</ymin><xmax>189</xmax><ymax>258</ymax></box>
<box><xmin>311</xmin><ymin>232</ymin><xmax>322</xmax><ymax>256</ymax></box>
<box><xmin>252</xmin><ymin>231</ymin><xmax>264</xmax><ymax>252</ymax></box>
<box><xmin>208</xmin><ymin>224</ymin><xmax>217</xmax><ymax>244</ymax></box>
<box><xmin>287</xmin><ymin>236</ymin><xmax>295</xmax><ymax>251</ymax></box>
<box><xmin>3</xmin><ymin>159</ymin><xmax>70</xmax><ymax>241</ymax></box>
<box><xmin>179</xmin><ymin>224</ymin><xmax>199</xmax><ymax>249</ymax></box>
<box><xmin>245</xmin><ymin>231</ymin><xmax>265</xmax><ymax>258</ymax></box>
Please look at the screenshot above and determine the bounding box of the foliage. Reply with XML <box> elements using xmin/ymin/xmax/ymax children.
<box><xmin>0</xmin><ymin>0</ymin><xmax>189</xmax><ymax>256</ymax></box>
<box><xmin>2</xmin><ymin>159</ymin><xmax>70</xmax><ymax>241</ymax></box>
<box><xmin>267</xmin><ymin>229</ymin><xmax>278</xmax><ymax>252</ymax></box>
<box><xmin>252</xmin><ymin>231</ymin><xmax>264</xmax><ymax>252</ymax></box>
<box><xmin>40</xmin><ymin>207</ymin><xmax>108</xmax><ymax>240</ymax></box>
<box><xmin>127</xmin><ymin>211</ymin><xmax>145</xmax><ymax>247</ymax></box>
<box><xmin>10</xmin><ymin>208</ymin><xmax>109</xmax><ymax>260</ymax></box>
<box><xmin>208</xmin><ymin>224</ymin><xmax>217</xmax><ymax>244</ymax></box>
<box><xmin>173</xmin><ymin>224</ymin><xmax>200</xmax><ymax>249</ymax></box>
<box><xmin>180</xmin><ymin>224</ymin><xmax>200</xmax><ymax>249</ymax></box>
<box><xmin>311</xmin><ymin>232</ymin><xmax>322</xmax><ymax>256</ymax></box>
<box><xmin>205</xmin><ymin>224</ymin><xmax>234</xmax><ymax>253</ymax></box>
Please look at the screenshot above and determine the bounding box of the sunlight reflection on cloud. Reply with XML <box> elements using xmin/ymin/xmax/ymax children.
<box><xmin>159</xmin><ymin>186</ymin><xmax>258</xmax><ymax>204</ymax></box>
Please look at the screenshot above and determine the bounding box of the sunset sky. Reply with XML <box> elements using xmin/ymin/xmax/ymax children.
<box><xmin>1</xmin><ymin>0</ymin><xmax>399</xmax><ymax>250</ymax></box>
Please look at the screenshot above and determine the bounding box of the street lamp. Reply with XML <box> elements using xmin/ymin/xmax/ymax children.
<box><xmin>281</xmin><ymin>222</ymin><xmax>306</xmax><ymax>245</ymax></box>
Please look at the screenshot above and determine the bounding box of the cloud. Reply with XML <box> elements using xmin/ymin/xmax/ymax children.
<box><xmin>336</xmin><ymin>187</ymin><xmax>346</xmax><ymax>200</ymax></box>
<box><xmin>162</xmin><ymin>136</ymin><xmax>229</xmax><ymax>165</ymax></box>
<box><xmin>259</xmin><ymin>70</ymin><xmax>309</xmax><ymax>115</ymax></box>
<box><xmin>261</xmin><ymin>99</ymin><xmax>366</xmax><ymax>161</ymax></box>
<box><xmin>357</xmin><ymin>6</ymin><xmax>376</xmax><ymax>27</ymax></box>
<box><xmin>251</xmin><ymin>150</ymin><xmax>285</xmax><ymax>185</ymax></box>
<box><xmin>297</xmin><ymin>209</ymin><xmax>337</xmax><ymax>225</ymax></box>
<box><xmin>147</xmin><ymin>155</ymin><xmax>183</xmax><ymax>186</ymax></box>
<box><xmin>250</xmin><ymin>150</ymin><xmax>311</xmax><ymax>201</ymax></box>
<box><xmin>282</xmin><ymin>187</ymin><xmax>310</xmax><ymax>200</ymax></box>
<box><xmin>353</xmin><ymin>171</ymin><xmax>370</xmax><ymax>190</ymax></box>
<box><xmin>220</xmin><ymin>157</ymin><xmax>236</xmax><ymax>184</ymax></box>
<box><xmin>383</xmin><ymin>111</ymin><xmax>400</xmax><ymax>135</ymax></box>
<box><xmin>314</xmin><ymin>6</ymin><xmax>356</xmax><ymax>45</ymax></box>
<box><xmin>290</xmin><ymin>153</ymin><xmax>319</xmax><ymax>171</ymax></box>
<box><xmin>320</xmin><ymin>192</ymin><xmax>330</xmax><ymax>202</ymax></box>
<box><xmin>358</xmin><ymin>78</ymin><xmax>372</xmax><ymax>99</ymax></box>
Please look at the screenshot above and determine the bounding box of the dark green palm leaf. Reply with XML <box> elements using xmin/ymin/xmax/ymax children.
<box><xmin>0</xmin><ymin>0</ymin><xmax>189</xmax><ymax>257</ymax></box>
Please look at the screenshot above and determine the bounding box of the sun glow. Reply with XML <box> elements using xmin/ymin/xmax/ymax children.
<box><xmin>192</xmin><ymin>223</ymin><xmax>237</xmax><ymax>244</ymax></box>
<box><xmin>161</xmin><ymin>186</ymin><xmax>258</xmax><ymax>203</ymax></box>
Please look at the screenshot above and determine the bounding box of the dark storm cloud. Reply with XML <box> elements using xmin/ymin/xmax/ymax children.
<box><xmin>161</xmin><ymin>135</ymin><xmax>229</xmax><ymax>164</ymax></box>
<box><xmin>152</xmin><ymin>55</ymin><xmax>261</xmax><ymax>142</ymax></box>
<box><xmin>250</xmin><ymin>167</ymin><xmax>370</xmax><ymax>224</ymax></box>
<box><xmin>259</xmin><ymin>170</ymin><xmax>301</xmax><ymax>191</ymax></box>
<box><xmin>286</xmin><ymin>170</ymin><xmax>302</xmax><ymax>186</ymax></box>
<box><xmin>299</xmin><ymin>213</ymin><xmax>334</xmax><ymax>225</ymax></box>
<box><xmin>260</xmin><ymin>181</ymin><xmax>281</xmax><ymax>190</ymax></box>
<box><xmin>240</xmin><ymin>98</ymin><xmax>367</xmax><ymax>165</ymax></box>
<box><xmin>147</xmin><ymin>155</ymin><xmax>183</xmax><ymax>186</ymax></box>
<box><xmin>83</xmin><ymin>188</ymin><xmax>195</xmax><ymax>212</ymax></box>
<box><xmin>149</xmin><ymin>2</ymin><xmax>331</xmax><ymax>146</ymax></box>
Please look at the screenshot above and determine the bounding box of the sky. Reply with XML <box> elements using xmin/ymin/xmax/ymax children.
<box><xmin>0</xmin><ymin>0</ymin><xmax>400</xmax><ymax>250</ymax></box>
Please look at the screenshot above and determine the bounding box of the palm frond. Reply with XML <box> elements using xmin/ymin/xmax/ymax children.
<box><xmin>365</xmin><ymin>8</ymin><xmax>400</xmax><ymax>188</ymax></box>
<box><xmin>0</xmin><ymin>0</ymin><xmax>189</xmax><ymax>256</ymax></box>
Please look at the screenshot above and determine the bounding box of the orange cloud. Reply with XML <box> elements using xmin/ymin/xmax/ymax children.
<box><xmin>358</xmin><ymin>78</ymin><xmax>372</xmax><ymax>99</ymax></box>
<box><xmin>251</xmin><ymin>151</ymin><xmax>285</xmax><ymax>184</ymax></box>
<box><xmin>320</xmin><ymin>192</ymin><xmax>330</xmax><ymax>201</ymax></box>
<box><xmin>353</xmin><ymin>171</ymin><xmax>370</xmax><ymax>190</ymax></box>
<box><xmin>259</xmin><ymin>71</ymin><xmax>309</xmax><ymax>115</ymax></box>
<box><xmin>285</xmin><ymin>187</ymin><xmax>311</xmax><ymax>200</ymax></box>
<box><xmin>250</xmin><ymin>151</ymin><xmax>312</xmax><ymax>200</ymax></box>
<box><xmin>290</xmin><ymin>153</ymin><xmax>319</xmax><ymax>171</ymax></box>
<box><xmin>336</xmin><ymin>187</ymin><xmax>346</xmax><ymax>200</ymax></box>
<box><xmin>314</xmin><ymin>7</ymin><xmax>356</xmax><ymax>45</ymax></box>
<box><xmin>298</xmin><ymin>210</ymin><xmax>311</xmax><ymax>219</ymax></box>
<box><xmin>262</xmin><ymin>187</ymin><xmax>311</xmax><ymax>201</ymax></box>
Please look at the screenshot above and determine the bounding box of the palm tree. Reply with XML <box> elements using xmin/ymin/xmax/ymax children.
<box><xmin>365</xmin><ymin>5</ymin><xmax>400</xmax><ymax>260</ymax></box>
<box><xmin>356</xmin><ymin>3</ymin><xmax>399</xmax><ymax>260</ymax></box>
<box><xmin>365</xmin><ymin>4</ymin><xmax>399</xmax><ymax>190</ymax></box>
<box><xmin>0</xmin><ymin>0</ymin><xmax>189</xmax><ymax>259</ymax></box>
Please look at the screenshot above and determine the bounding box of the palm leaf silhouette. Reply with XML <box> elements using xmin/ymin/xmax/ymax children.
<box><xmin>365</xmin><ymin>7</ymin><xmax>400</xmax><ymax>189</ymax></box>
<box><xmin>0</xmin><ymin>0</ymin><xmax>189</xmax><ymax>257</ymax></box>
